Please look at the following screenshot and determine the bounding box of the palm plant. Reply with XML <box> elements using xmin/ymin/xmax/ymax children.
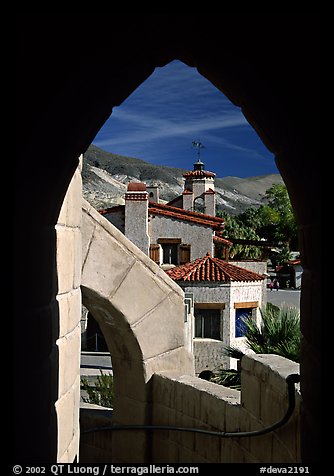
<box><xmin>242</xmin><ymin>302</ymin><xmax>300</xmax><ymax>362</ymax></box>
<box><xmin>211</xmin><ymin>303</ymin><xmax>300</xmax><ymax>389</ymax></box>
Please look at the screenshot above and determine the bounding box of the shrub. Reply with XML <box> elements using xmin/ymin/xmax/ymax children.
<box><xmin>211</xmin><ymin>303</ymin><xmax>300</xmax><ymax>390</ymax></box>
<box><xmin>81</xmin><ymin>370</ymin><xmax>114</xmax><ymax>408</ymax></box>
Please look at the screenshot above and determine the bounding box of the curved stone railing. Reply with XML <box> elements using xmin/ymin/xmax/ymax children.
<box><xmin>151</xmin><ymin>353</ymin><xmax>300</xmax><ymax>463</ymax></box>
<box><xmin>81</xmin><ymin>199</ymin><xmax>194</xmax><ymax>462</ymax></box>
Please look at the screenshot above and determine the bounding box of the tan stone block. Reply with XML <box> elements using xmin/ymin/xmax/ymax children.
<box><xmin>112</xmin><ymin>431</ymin><xmax>148</xmax><ymax>463</ymax></box>
<box><xmin>165</xmin><ymin>439</ymin><xmax>180</xmax><ymax>463</ymax></box>
<box><xmin>113</xmin><ymin>396</ymin><xmax>149</xmax><ymax>425</ymax></box>
<box><xmin>249</xmin><ymin>432</ymin><xmax>273</xmax><ymax>463</ymax></box>
<box><xmin>57</xmin><ymin>324</ymin><xmax>81</xmax><ymax>397</ymax></box>
<box><xmin>195</xmin><ymin>430</ymin><xmax>220</xmax><ymax>462</ymax></box>
<box><xmin>57</xmin><ymin>288</ymin><xmax>81</xmax><ymax>338</ymax></box>
<box><xmin>220</xmin><ymin>440</ymin><xmax>245</xmax><ymax>463</ymax></box>
<box><xmin>241</xmin><ymin>354</ymin><xmax>255</xmax><ymax>372</ymax></box>
<box><xmin>272</xmin><ymin>415</ymin><xmax>300</xmax><ymax>462</ymax></box>
<box><xmin>260</xmin><ymin>384</ymin><xmax>286</xmax><ymax>426</ymax></box>
<box><xmin>251</xmin><ymin>355</ymin><xmax>271</xmax><ymax>383</ymax></box>
<box><xmin>241</xmin><ymin>370</ymin><xmax>261</xmax><ymax>419</ymax></box>
<box><xmin>65</xmin><ymin>169</ymin><xmax>82</xmax><ymax>228</ymax></box>
<box><xmin>225</xmin><ymin>401</ymin><xmax>242</xmax><ymax>433</ymax></box>
<box><xmin>58</xmin><ymin>166</ymin><xmax>82</xmax><ymax>228</ymax></box>
<box><xmin>144</xmin><ymin>347</ymin><xmax>194</xmax><ymax>380</ymax></box>
<box><xmin>111</xmin><ymin>356</ymin><xmax>147</xmax><ymax>403</ymax></box>
<box><xmin>81</xmin><ymin>219</ymin><xmax>136</xmax><ymax>301</ymax></box>
<box><xmin>152</xmin><ymin>435</ymin><xmax>171</xmax><ymax>462</ymax></box>
<box><xmin>242</xmin><ymin>448</ymin><xmax>261</xmax><ymax>463</ymax></box>
<box><xmin>178</xmin><ymin>445</ymin><xmax>198</xmax><ymax>463</ymax></box>
<box><xmin>251</xmin><ymin>353</ymin><xmax>299</xmax><ymax>389</ymax></box>
<box><xmin>56</xmin><ymin>226</ymin><xmax>76</xmax><ymax>295</ymax></box>
<box><xmin>81</xmin><ymin>206</ymin><xmax>97</xmax><ymax>264</ymax></box>
<box><xmin>199</xmin><ymin>389</ymin><xmax>227</xmax><ymax>429</ymax></box>
<box><xmin>183</xmin><ymin>384</ymin><xmax>204</xmax><ymax>421</ymax></box>
<box><xmin>73</xmin><ymin>227</ymin><xmax>82</xmax><ymax>290</ymax></box>
<box><xmin>58</xmin><ymin>431</ymin><xmax>80</xmax><ymax>463</ymax></box>
<box><xmin>131</xmin><ymin>297</ymin><xmax>185</xmax><ymax>360</ymax></box>
<box><xmin>152</xmin><ymin>373</ymin><xmax>176</xmax><ymax>408</ymax></box>
<box><xmin>56</xmin><ymin>386</ymin><xmax>76</xmax><ymax>460</ymax></box>
<box><xmin>57</xmin><ymin>193</ymin><xmax>68</xmax><ymax>227</ymax></box>
<box><xmin>152</xmin><ymin>403</ymin><xmax>170</xmax><ymax>428</ymax></box>
<box><xmin>176</xmin><ymin>414</ymin><xmax>197</xmax><ymax>451</ymax></box>
<box><xmin>110</xmin><ymin>260</ymin><xmax>176</xmax><ymax>326</ymax></box>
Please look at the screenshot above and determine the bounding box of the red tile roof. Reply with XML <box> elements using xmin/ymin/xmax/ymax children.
<box><xmin>213</xmin><ymin>235</ymin><xmax>233</xmax><ymax>247</ymax></box>
<box><xmin>166</xmin><ymin>253</ymin><xmax>264</xmax><ymax>283</ymax></box>
<box><xmin>148</xmin><ymin>202</ymin><xmax>224</xmax><ymax>230</ymax></box>
<box><xmin>98</xmin><ymin>201</ymin><xmax>225</xmax><ymax>230</ymax></box>
<box><xmin>183</xmin><ymin>170</ymin><xmax>216</xmax><ymax>178</ymax></box>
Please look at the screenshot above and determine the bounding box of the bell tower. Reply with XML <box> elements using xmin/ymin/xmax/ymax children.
<box><xmin>182</xmin><ymin>141</ymin><xmax>216</xmax><ymax>216</ymax></box>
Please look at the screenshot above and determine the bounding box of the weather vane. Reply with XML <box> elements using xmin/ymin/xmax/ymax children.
<box><xmin>192</xmin><ymin>140</ymin><xmax>205</xmax><ymax>161</ymax></box>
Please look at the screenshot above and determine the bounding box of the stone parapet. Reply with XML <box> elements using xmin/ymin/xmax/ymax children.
<box><xmin>151</xmin><ymin>353</ymin><xmax>300</xmax><ymax>463</ymax></box>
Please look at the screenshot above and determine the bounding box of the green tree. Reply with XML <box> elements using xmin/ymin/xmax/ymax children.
<box><xmin>217</xmin><ymin>211</ymin><xmax>262</xmax><ymax>260</ymax></box>
<box><xmin>217</xmin><ymin>183</ymin><xmax>298</xmax><ymax>262</ymax></box>
<box><xmin>257</xmin><ymin>184</ymin><xmax>298</xmax><ymax>249</ymax></box>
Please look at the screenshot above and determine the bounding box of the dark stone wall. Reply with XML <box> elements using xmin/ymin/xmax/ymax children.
<box><xmin>15</xmin><ymin>13</ymin><xmax>321</xmax><ymax>462</ymax></box>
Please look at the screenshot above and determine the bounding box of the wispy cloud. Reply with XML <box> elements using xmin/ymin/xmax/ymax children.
<box><xmin>93</xmin><ymin>60</ymin><xmax>276</xmax><ymax>177</ymax></box>
<box><xmin>95</xmin><ymin>109</ymin><xmax>247</xmax><ymax>148</ymax></box>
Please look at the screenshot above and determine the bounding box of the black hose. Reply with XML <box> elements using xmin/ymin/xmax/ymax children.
<box><xmin>82</xmin><ymin>373</ymin><xmax>300</xmax><ymax>438</ymax></box>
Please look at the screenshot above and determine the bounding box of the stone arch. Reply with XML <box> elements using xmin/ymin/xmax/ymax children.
<box><xmin>81</xmin><ymin>200</ymin><xmax>193</xmax><ymax>461</ymax></box>
<box><xmin>15</xmin><ymin>14</ymin><xmax>321</xmax><ymax>462</ymax></box>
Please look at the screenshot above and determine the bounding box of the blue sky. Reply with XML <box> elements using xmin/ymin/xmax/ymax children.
<box><xmin>93</xmin><ymin>60</ymin><xmax>278</xmax><ymax>178</ymax></box>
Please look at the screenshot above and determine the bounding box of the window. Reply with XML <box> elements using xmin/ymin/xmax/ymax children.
<box><xmin>149</xmin><ymin>244</ymin><xmax>160</xmax><ymax>263</ymax></box>
<box><xmin>162</xmin><ymin>243</ymin><xmax>178</xmax><ymax>265</ymax></box>
<box><xmin>157</xmin><ymin>238</ymin><xmax>190</xmax><ymax>265</ymax></box>
<box><xmin>235</xmin><ymin>308</ymin><xmax>253</xmax><ymax>337</ymax></box>
<box><xmin>195</xmin><ymin>308</ymin><xmax>221</xmax><ymax>340</ymax></box>
<box><xmin>193</xmin><ymin>196</ymin><xmax>205</xmax><ymax>213</ymax></box>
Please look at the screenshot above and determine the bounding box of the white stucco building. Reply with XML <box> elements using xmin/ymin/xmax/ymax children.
<box><xmin>166</xmin><ymin>253</ymin><xmax>265</xmax><ymax>374</ymax></box>
<box><xmin>98</xmin><ymin>160</ymin><xmax>267</xmax><ymax>373</ymax></box>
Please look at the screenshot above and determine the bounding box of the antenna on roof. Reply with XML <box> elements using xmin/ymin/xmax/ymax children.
<box><xmin>192</xmin><ymin>140</ymin><xmax>205</xmax><ymax>161</ymax></box>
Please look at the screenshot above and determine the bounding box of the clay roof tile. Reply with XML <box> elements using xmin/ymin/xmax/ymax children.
<box><xmin>166</xmin><ymin>254</ymin><xmax>264</xmax><ymax>283</ymax></box>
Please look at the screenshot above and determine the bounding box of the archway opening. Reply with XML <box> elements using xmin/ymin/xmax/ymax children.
<box><xmin>15</xmin><ymin>14</ymin><xmax>320</xmax><ymax>462</ymax></box>
<box><xmin>81</xmin><ymin>58</ymin><xmax>300</xmax><ymax>385</ymax></box>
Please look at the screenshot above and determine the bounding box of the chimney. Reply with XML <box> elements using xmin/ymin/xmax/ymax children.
<box><xmin>124</xmin><ymin>182</ymin><xmax>150</xmax><ymax>255</ymax></box>
<box><xmin>204</xmin><ymin>188</ymin><xmax>216</xmax><ymax>216</ymax></box>
<box><xmin>182</xmin><ymin>189</ymin><xmax>194</xmax><ymax>211</ymax></box>
<box><xmin>146</xmin><ymin>185</ymin><xmax>160</xmax><ymax>203</ymax></box>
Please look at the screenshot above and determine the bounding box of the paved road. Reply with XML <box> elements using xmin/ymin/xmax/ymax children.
<box><xmin>80</xmin><ymin>351</ymin><xmax>113</xmax><ymax>377</ymax></box>
<box><xmin>266</xmin><ymin>289</ymin><xmax>301</xmax><ymax>309</ymax></box>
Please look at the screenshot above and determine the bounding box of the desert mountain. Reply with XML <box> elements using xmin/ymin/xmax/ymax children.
<box><xmin>82</xmin><ymin>145</ymin><xmax>283</xmax><ymax>214</ymax></box>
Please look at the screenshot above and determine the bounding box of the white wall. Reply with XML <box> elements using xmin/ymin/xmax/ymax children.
<box><xmin>149</xmin><ymin>215</ymin><xmax>214</xmax><ymax>260</ymax></box>
<box><xmin>181</xmin><ymin>281</ymin><xmax>263</xmax><ymax>371</ymax></box>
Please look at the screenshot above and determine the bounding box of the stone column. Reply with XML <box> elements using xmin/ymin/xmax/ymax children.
<box><xmin>54</xmin><ymin>157</ymin><xmax>82</xmax><ymax>462</ymax></box>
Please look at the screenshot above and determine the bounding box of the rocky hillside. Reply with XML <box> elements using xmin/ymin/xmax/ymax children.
<box><xmin>82</xmin><ymin>144</ymin><xmax>283</xmax><ymax>214</ymax></box>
